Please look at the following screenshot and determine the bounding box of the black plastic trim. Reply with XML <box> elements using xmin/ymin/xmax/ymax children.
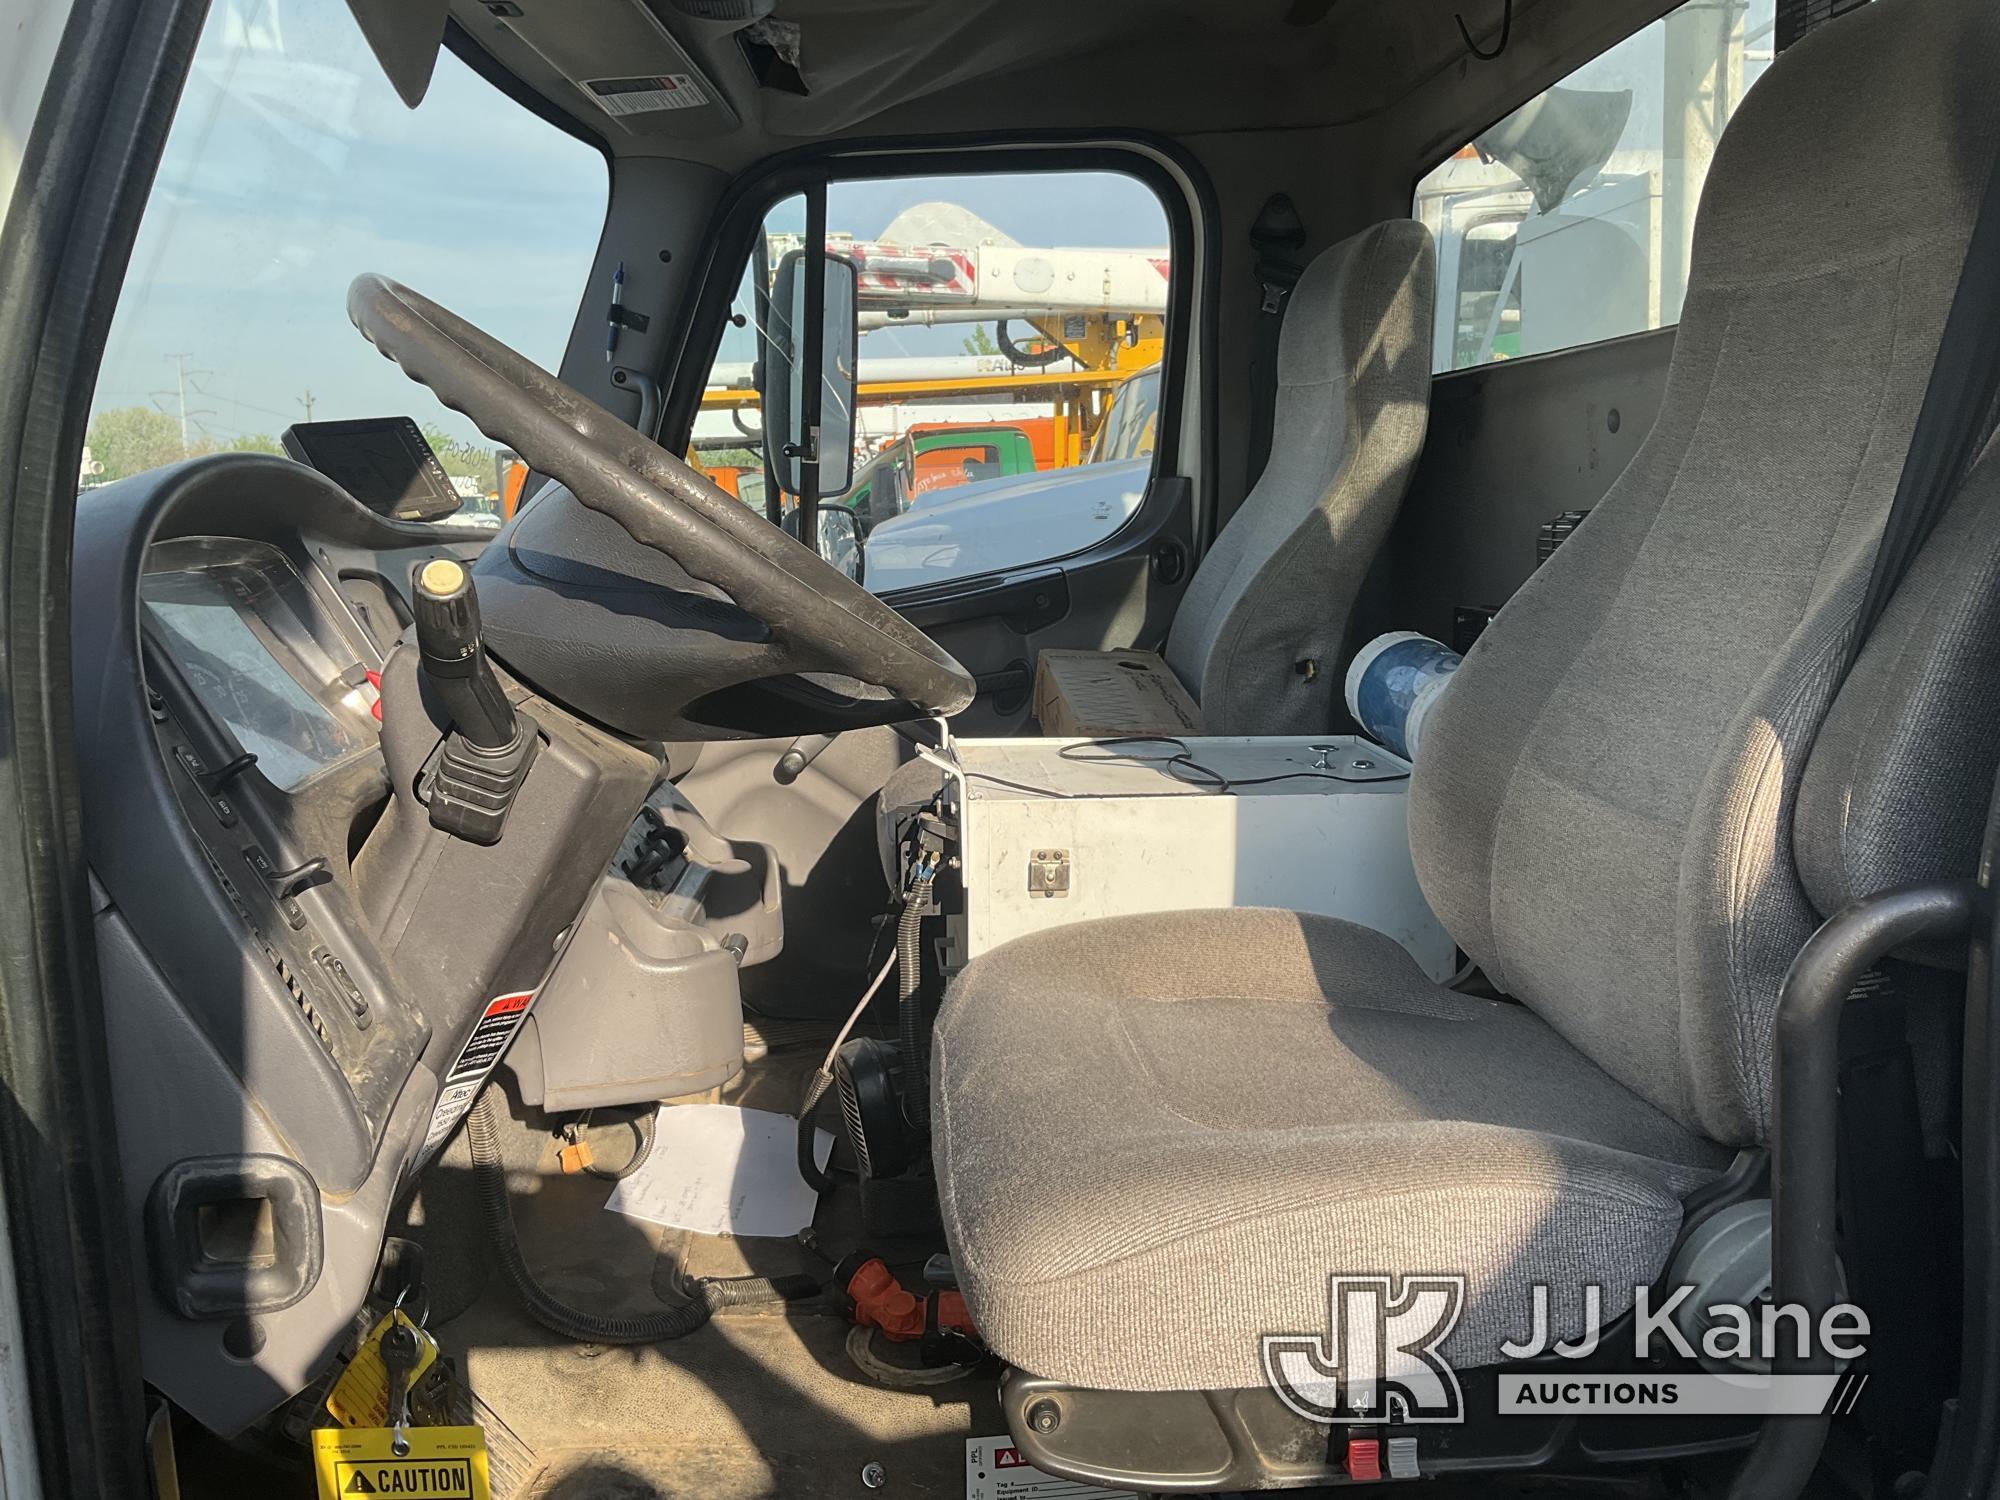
<box><xmin>145</xmin><ymin>1155</ymin><xmax>324</xmax><ymax>1319</ymax></box>
<box><xmin>890</xmin><ymin>569</ymin><xmax>1071</xmax><ymax>635</ymax></box>
<box><xmin>1726</xmin><ymin>880</ymin><xmax>1982</xmax><ymax>1500</ymax></box>
<box><xmin>1929</xmin><ymin>790</ymin><xmax>2000</xmax><ymax>1500</ymax></box>
<box><xmin>872</xmin><ymin>472</ymin><xmax>1195</xmax><ymax>646</ymax></box>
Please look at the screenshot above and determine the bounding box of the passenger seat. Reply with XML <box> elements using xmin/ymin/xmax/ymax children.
<box><xmin>876</xmin><ymin>220</ymin><xmax>1434</xmax><ymax>879</ymax></box>
<box><xmin>1165</xmin><ymin>216</ymin><xmax>1435</xmax><ymax>733</ymax></box>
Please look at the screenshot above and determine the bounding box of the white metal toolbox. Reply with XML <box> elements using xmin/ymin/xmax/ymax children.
<box><xmin>941</xmin><ymin>735</ymin><xmax>1455</xmax><ymax>979</ymax></box>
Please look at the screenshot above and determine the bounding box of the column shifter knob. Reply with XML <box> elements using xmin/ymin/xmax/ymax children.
<box><xmin>411</xmin><ymin>558</ymin><xmax>536</xmax><ymax>845</ymax></box>
<box><xmin>413</xmin><ymin>558</ymin><xmax>518</xmax><ymax>751</ymax></box>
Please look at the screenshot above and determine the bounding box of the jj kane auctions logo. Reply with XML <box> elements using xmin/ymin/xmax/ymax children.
<box><xmin>1261</xmin><ymin>1276</ymin><xmax>1871</xmax><ymax>1422</ymax></box>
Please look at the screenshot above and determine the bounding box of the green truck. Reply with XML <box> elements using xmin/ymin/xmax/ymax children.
<box><xmin>838</xmin><ymin>421</ymin><xmax>1043</xmax><ymax>535</ymax></box>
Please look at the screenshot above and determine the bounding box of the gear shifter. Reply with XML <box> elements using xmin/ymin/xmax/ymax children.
<box><xmin>414</xmin><ymin>557</ymin><xmax>518</xmax><ymax>748</ymax></box>
<box><xmin>413</xmin><ymin>558</ymin><xmax>537</xmax><ymax>844</ymax></box>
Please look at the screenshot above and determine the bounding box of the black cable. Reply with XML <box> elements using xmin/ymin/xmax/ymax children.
<box><xmin>898</xmin><ymin>866</ymin><xmax>937</xmax><ymax>1129</ymax></box>
<box><xmin>793</xmin><ymin>872</ymin><xmax>909</xmax><ymax>1195</ymax></box>
<box><xmin>1455</xmin><ymin>0</ymin><xmax>1512</xmax><ymax>61</ymax></box>
<box><xmin>953</xmin><ymin>736</ymin><xmax>1411</xmax><ymax>800</ymax></box>
<box><xmin>579</xmin><ymin>1108</ymin><xmax>657</xmax><ymax>1181</ymax></box>
<box><xmin>467</xmin><ymin>1087</ymin><xmax>820</xmax><ymax>1344</ymax></box>
<box><xmin>995</xmin><ymin>319</ymin><xmax>1074</xmax><ymax>369</ymax></box>
<box><xmin>797</xmin><ymin>1066</ymin><xmax>839</xmax><ymax>1195</ymax></box>
<box><xmin>903</xmin><ymin>727</ymin><xmax>1411</xmax><ymax>796</ymax></box>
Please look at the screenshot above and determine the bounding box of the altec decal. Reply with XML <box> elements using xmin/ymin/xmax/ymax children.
<box><xmin>420</xmin><ymin>991</ymin><xmax>534</xmax><ymax>1153</ymax></box>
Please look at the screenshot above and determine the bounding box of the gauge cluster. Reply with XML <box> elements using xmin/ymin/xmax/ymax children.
<box><xmin>140</xmin><ymin>539</ymin><xmax>380</xmax><ymax>790</ymax></box>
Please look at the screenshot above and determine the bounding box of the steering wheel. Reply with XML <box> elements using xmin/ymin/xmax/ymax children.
<box><xmin>347</xmin><ymin>274</ymin><xmax>975</xmax><ymax>739</ymax></box>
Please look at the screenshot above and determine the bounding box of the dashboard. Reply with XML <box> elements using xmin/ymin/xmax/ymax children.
<box><xmin>70</xmin><ymin>453</ymin><xmax>662</xmax><ymax>1435</ymax></box>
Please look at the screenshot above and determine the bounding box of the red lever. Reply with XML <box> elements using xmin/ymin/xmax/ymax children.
<box><xmin>1344</xmin><ymin>1438</ymin><xmax>1382</xmax><ymax>1482</ymax></box>
<box><xmin>844</xmin><ymin>1257</ymin><xmax>976</xmax><ymax>1342</ymax></box>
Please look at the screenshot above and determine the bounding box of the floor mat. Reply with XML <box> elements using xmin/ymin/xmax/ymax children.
<box><xmin>408</xmin><ymin>1027</ymin><xmax>989</xmax><ymax>1499</ymax></box>
<box><xmin>451</xmin><ymin>1296</ymin><xmax>997</xmax><ymax>1499</ymax></box>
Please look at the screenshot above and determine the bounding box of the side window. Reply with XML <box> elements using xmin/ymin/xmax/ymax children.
<box><xmin>692</xmin><ymin>196</ymin><xmax>804</xmax><ymax>518</ymax></box>
<box><xmin>1415</xmin><ymin>0</ymin><xmax>1776</xmax><ymax>372</ymax></box>
<box><xmin>689</xmin><ymin>169</ymin><xmax>1174</xmax><ymax>595</ymax></box>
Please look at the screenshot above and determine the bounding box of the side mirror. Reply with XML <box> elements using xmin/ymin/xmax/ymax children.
<box><xmin>762</xmin><ymin>249</ymin><xmax>858</xmax><ymax>500</ymax></box>
<box><xmin>815</xmin><ymin>504</ymin><xmax>864</xmax><ymax>585</ymax></box>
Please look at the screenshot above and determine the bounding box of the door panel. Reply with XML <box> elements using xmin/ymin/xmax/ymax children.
<box><xmin>885</xmin><ymin>472</ymin><xmax>1192</xmax><ymax>735</ymax></box>
<box><xmin>1357</xmin><ymin>325</ymin><xmax>1675</xmax><ymax>649</ymax></box>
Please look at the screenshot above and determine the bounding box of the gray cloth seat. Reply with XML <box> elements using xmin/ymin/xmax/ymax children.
<box><xmin>1163</xmin><ymin>217</ymin><xmax>1435</xmax><ymax>734</ymax></box>
<box><xmin>931</xmin><ymin>0</ymin><xmax>2000</xmax><ymax>1395</ymax></box>
<box><xmin>933</xmin><ymin>909</ymin><xmax>1727</xmax><ymax>1389</ymax></box>
<box><xmin>877</xmin><ymin>220</ymin><xmax>1433</xmax><ymax>875</ymax></box>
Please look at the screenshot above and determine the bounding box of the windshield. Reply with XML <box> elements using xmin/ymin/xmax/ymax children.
<box><xmin>85</xmin><ymin>0</ymin><xmax>608</xmax><ymax>511</ymax></box>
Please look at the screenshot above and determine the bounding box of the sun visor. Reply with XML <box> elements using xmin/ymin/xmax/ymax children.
<box><xmin>344</xmin><ymin>0</ymin><xmax>449</xmax><ymax>108</ymax></box>
<box><xmin>488</xmin><ymin>0</ymin><xmax>741</xmax><ymax>138</ymax></box>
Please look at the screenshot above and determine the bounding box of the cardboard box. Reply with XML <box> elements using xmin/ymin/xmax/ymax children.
<box><xmin>1031</xmin><ymin>649</ymin><xmax>1204</xmax><ymax>737</ymax></box>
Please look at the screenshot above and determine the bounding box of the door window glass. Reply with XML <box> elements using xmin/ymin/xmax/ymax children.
<box><xmin>1415</xmin><ymin>0</ymin><xmax>1777</xmax><ymax>372</ymax></box>
<box><xmin>688</xmin><ymin>170</ymin><xmax>1173</xmax><ymax>595</ymax></box>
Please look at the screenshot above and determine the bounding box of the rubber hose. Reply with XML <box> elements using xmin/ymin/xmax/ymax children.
<box><xmin>996</xmin><ymin>319</ymin><xmax>1072</xmax><ymax>369</ymax></box>
<box><xmin>797</xmin><ymin>1066</ymin><xmax>838</xmax><ymax>1194</ymax></box>
<box><xmin>899</xmin><ymin>872</ymin><xmax>936</xmax><ymax>1129</ymax></box>
<box><xmin>466</xmin><ymin>1088</ymin><xmax>819</xmax><ymax>1344</ymax></box>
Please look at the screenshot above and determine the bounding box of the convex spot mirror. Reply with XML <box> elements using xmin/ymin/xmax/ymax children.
<box><xmin>779</xmin><ymin>502</ymin><xmax>864</xmax><ymax>584</ymax></box>
<box><xmin>816</xmin><ymin>504</ymin><xmax>863</xmax><ymax>584</ymax></box>
<box><xmin>762</xmin><ymin>249</ymin><xmax>858</xmax><ymax>499</ymax></box>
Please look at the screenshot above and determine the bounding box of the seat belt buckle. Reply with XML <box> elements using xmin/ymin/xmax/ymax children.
<box><xmin>1258</xmin><ymin>281</ymin><xmax>1291</xmax><ymax>317</ymax></box>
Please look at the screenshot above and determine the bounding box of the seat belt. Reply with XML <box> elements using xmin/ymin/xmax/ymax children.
<box><xmin>1245</xmin><ymin>194</ymin><xmax>1307</xmax><ymax>491</ymax></box>
<box><xmin>1819</xmin><ymin>144</ymin><xmax>2000</xmax><ymax>1485</ymax></box>
<box><xmin>1839</xmin><ymin>140</ymin><xmax>2000</xmax><ymax>682</ymax></box>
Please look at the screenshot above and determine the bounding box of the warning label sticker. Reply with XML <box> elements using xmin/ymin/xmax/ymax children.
<box><xmin>313</xmin><ymin>1425</ymin><xmax>491</xmax><ymax>1499</ymax></box>
<box><xmin>584</xmin><ymin>74</ymin><xmax>710</xmax><ymax>116</ymax></box>
<box><xmin>421</xmin><ymin>991</ymin><xmax>534</xmax><ymax>1154</ymax></box>
<box><xmin>325</xmin><ymin>1311</ymin><xmax>439</xmax><ymax>1430</ymax></box>
<box><xmin>965</xmin><ymin>1437</ymin><xmax>1136</xmax><ymax>1500</ymax></box>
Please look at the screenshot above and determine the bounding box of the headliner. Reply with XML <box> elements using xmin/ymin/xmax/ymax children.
<box><xmin>434</xmin><ymin>0</ymin><xmax>1563</xmax><ymax>167</ymax></box>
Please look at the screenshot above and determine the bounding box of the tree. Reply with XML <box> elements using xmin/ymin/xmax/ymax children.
<box><xmin>85</xmin><ymin>406</ymin><xmax>187</xmax><ymax>482</ymax></box>
<box><xmin>228</xmin><ymin>432</ymin><xmax>285</xmax><ymax>457</ymax></box>
<box><xmin>962</xmin><ymin>325</ymin><xmax>1000</xmax><ymax>357</ymax></box>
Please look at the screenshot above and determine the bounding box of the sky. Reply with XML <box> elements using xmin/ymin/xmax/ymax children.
<box><xmin>93</xmin><ymin>0</ymin><xmax>1173</xmax><ymax>453</ymax></box>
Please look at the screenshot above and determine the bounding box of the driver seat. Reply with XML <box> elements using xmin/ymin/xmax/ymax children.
<box><xmin>933</xmin><ymin>0</ymin><xmax>2000</xmax><ymax>1401</ymax></box>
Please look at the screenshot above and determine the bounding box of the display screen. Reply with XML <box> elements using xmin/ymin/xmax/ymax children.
<box><xmin>281</xmin><ymin>417</ymin><xmax>464</xmax><ymax>523</ymax></box>
<box><xmin>143</xmin><ymin>541</ymin><xmax>375</xmax><ymax>790</ymax></box>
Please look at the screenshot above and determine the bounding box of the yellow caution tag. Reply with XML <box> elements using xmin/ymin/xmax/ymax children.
<box><xmin>325</xmin><ymin>1310</ymin><xmax>440</xmax><ymax>1429</ymax></box>
<box><xmin>312</xmin><ymin>1424</ymin><xmax>491</xmax><ymax>1499</ymax></box>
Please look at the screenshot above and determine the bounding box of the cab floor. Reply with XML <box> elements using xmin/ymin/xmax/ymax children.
<box><xmin>400</xmin><ymin>1022</ymin><xmax>998</xmax><ymax>1500</ymax></box>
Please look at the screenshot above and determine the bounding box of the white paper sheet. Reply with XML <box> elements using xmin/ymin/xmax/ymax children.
<box><xmin>603</xmin><ymin>1104</ymin><xmax>832</xmax><ymax>1238</ymax></box>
